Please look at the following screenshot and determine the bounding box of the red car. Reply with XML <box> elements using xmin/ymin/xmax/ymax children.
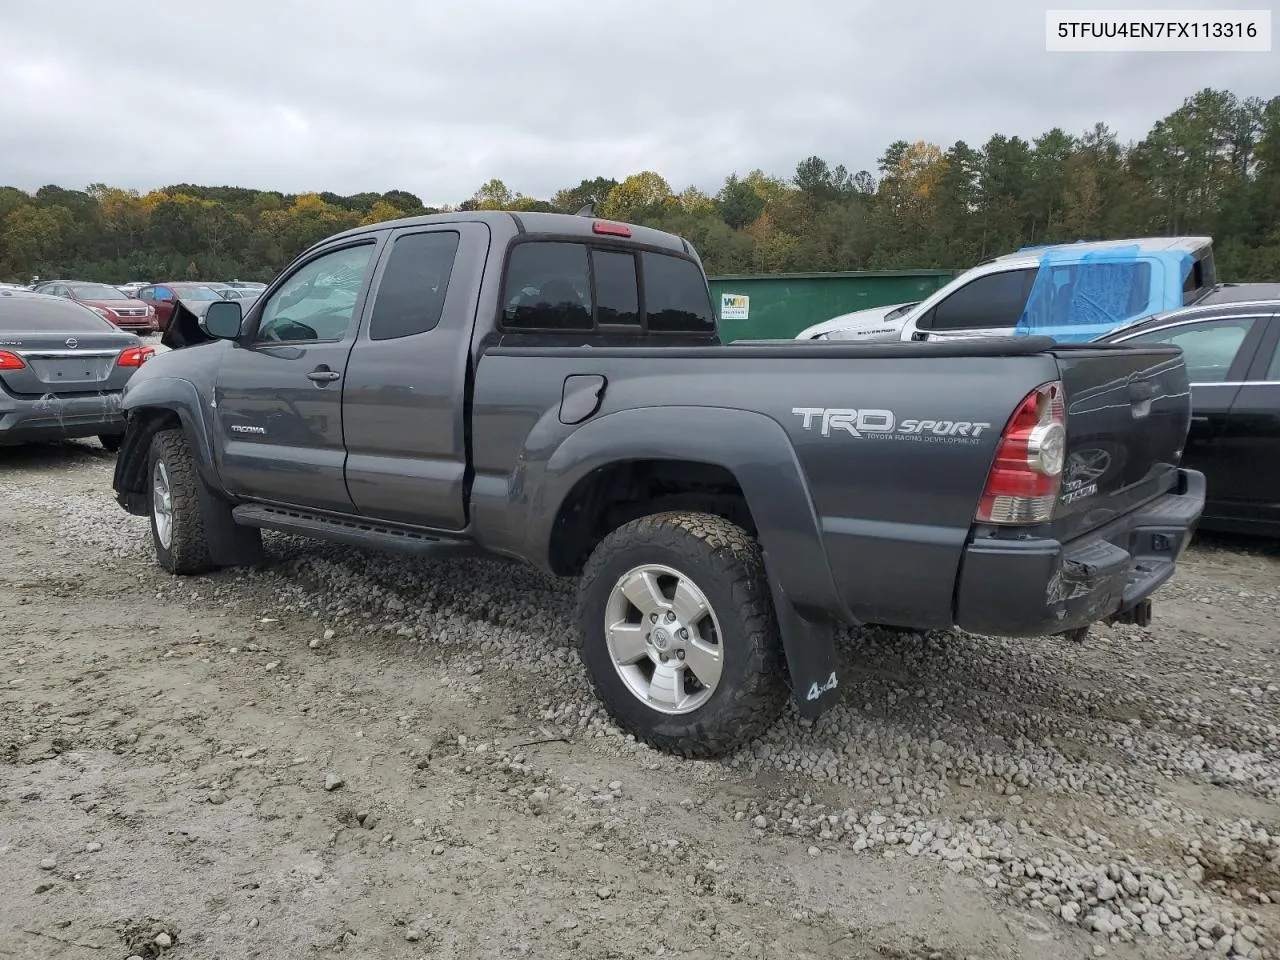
<box><xmin>40</xmin><ymin>281</ymin><xmax>157</xmax><ymax>333</ymax></box>
<box><xmin>136</xmin><ymin>282</ymin><xmax>226</xmax><ymax>333</ymax></box>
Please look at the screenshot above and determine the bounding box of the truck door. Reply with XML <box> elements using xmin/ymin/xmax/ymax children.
<box><xmin>341</xmin><ymin>221</ymin><xmax>490</xmax><ymax>530</ymax></box>
<box><xmin>212</xmin><ymin>238</ymin><xmax>381</xmax><ymax>513</ymax></box>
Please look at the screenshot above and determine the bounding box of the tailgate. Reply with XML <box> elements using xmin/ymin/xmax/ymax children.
<box><xmin>1050</xmin><ymin>343</ymin><xmax>1190</xmax><ymax>541</ymax></box>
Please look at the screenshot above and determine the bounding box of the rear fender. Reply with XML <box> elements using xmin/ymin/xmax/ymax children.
<box><xmin>537</xmin><ymin>406</ymin><xmax>846</xmax><ymax>717</ymax></box>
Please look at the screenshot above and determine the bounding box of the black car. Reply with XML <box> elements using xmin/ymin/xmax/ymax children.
<box><xmin>0</xmin><ymin>289</ymin><xmax>154</xmax><ymax>450</ymax></box>
<box><xmin>1098</xmin><ymin>291</ymin><xmax>1280</xmax><ymax>536</ymax></box>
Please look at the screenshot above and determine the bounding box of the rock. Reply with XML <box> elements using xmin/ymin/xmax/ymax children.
<box><xmin>38</xmin><ymin>858</ymin><xmax>56</xmax><ymax>871</ymax></box>
<box><xmin>753</xmin><ymin>815</ymin><xmax>768</xmax><ymax>829</ymax></box>
<box><xmin>85</xmin><ymin>842</ymin><xmax>102</xmax><ymax>853</ymax></box>
<box><xmin>154</xmin><ymin>932</ymin><xmax>173</xmax><ymax>949</ymax></box>
<box><xmin>596</xmin><ymin>886</ymin><xmax>613</xmax><ymax>900</ymax></box>
<box><xmin>808</xmin><ymin>846</ymin><xmax>820</xmax><ymax>857</ymax></box>
<box><xmin>1096</xmin><ymin>879</ymin><xmax>1118</xmax><ymax>901</ymax></box>
<box><xmin>323</xmin><ymin>629</ymin><xmax>336</xmax><ymax>640</ymax></box>
<box><xmin>1187</xmin><ymin>864</ymin><xmax>1205</xmax><ymax>882</ymax></box>
<box><xmin>324</xmin><ymin>773</ymin><xmax>344</xmax><ymax>792</ymax></box>
<box><xmin>1092</xmin><ymin>947</ymin><xmax>1107</xmax><ymax>958</ymax></box>
<box><xmin>1213</xmin><ymin>933</ymin><xmax>1232</xmax><ymax>954</ymax></box>
<box><xmin>308</xmin><ymin>638</ymin><xmax>321</xmax><ymax>649</ymax></box>
<box><xmin>1061</xmin><ymin>903</ymin><xmax>1080</xmax><ymax>924</ymax></box>
<box><xmin>405</xmin><ymin>929</ymin><xmax>421</xmax><ymax>942</ymax></box>
<box><xmin>208</xmin><ymin>790</ymin><xmax>227</xmax><ymax>805</ymax></box>
<box><xmin>1121</xmin><ymin>874</ymin><xmax>1140</xmax><ymax>896</ymax></box>
<box><xmin>217</xmin><ymin>913</ymin><xmax>232</xmax><ymax>924</ymax></box>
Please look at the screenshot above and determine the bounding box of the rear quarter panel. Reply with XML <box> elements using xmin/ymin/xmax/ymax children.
<box><xmin>471</xmin><ymin>346</ymin><xmax>1063</xmax><ymax>629</ymax></box>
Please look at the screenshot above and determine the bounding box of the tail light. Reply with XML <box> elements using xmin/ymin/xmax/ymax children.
<box><xmin>0</xmin><ymin>350</ymin><xmax>24</xmax><ymax>370</ymax></box>
<box><xmin>976</xmin><ymin>381</ymin><xmax>1066</xmax><ymax>525</ymax></box>
<box><xmin>117</xmin><ymin>346</ymin><xmax>155</xmax><ymax>367</ymax></box>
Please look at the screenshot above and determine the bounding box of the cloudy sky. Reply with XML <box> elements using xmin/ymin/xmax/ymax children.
<box><xmin>0</xmin><ymin>0</ymin><xmax>1274</xmax><ymax>206</ymax></box>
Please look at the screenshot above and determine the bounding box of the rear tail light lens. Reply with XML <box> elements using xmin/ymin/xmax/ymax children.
<box><xmin>117</xmin><ymin>347</ymin><xmax>155</xmax><ymax>367</ymax></box>
<box><xmin>976</xmin><ymin>381</ymin><xmax>1066</xmax><ymax>525</ymax></box>
<box><xmin>0</xmin><ymin>350</ymin><xmax>25</xmax><ymax>370</ymax></box>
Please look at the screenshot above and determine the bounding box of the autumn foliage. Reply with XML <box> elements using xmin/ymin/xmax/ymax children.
<box><xmin>1</xmin><ymin>88</ymin><xmax>1277</xmax><ymax>284</ymax></box>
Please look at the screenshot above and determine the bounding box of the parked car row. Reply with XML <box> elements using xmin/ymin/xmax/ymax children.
<box><xmin>22</xmin><ymin>278</ymin><xmax>265</xmax><ymax>333</ymax></box>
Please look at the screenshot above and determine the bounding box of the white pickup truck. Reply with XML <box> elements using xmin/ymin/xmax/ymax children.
<box><xmin>796</xmin><ymin>236</ymin><xmax>1221</xmax><ymax>343</ymax></box>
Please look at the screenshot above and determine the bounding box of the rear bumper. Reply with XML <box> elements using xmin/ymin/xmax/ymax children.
<box><xmin>0</xmin><ymin>391</ymin><xmax>126</xmax><ymax>445</ymax></box>
<box><xmin>954</xmin><ymin>468</ymin><xmax>1206</xmax><ymax>637</ymax></box>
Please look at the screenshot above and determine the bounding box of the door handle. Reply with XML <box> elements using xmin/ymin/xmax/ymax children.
<box><xmin>307</xmin><ymin>367</ymin><xmax>341</xmax><ymax>383</ymax></box>
<box><xmin>1190</xmin><ymin>415</ymin><xmax>1210</xmax><ymax>423</ymax></box>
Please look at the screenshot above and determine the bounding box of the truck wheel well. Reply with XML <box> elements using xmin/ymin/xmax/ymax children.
<box><xmin>117</xmin><ymin>408</ymin><xmax>183</xmax><ymax>509</ymax></box>
<box><xmin>548</xmin><ymin>460</ymin><xmax>756</xmax><ymax>576</ymax></box>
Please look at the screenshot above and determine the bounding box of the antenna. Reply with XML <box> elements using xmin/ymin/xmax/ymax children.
<box><xmin>575</xmin><ymin>203</ymin><xmax>595</xmax><ymax>217</ymax></box>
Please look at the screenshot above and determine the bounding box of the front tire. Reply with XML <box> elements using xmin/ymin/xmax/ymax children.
<box><xmin>575</xmin><ymin>512</ymin><xmax>788</xmax><ymax>758</ymax></box>
<box><xmin>148</xmin><ymin>429</ymin><xmax>215</xmax><ymax>575</ymax></box>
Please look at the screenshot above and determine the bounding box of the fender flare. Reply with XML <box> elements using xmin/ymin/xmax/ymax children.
<box><xmin>532</xmin><ymin>405</ymin><xmax>846</xmax><ymax>717</ymax></box>
<box><xmin>117</xmin><ymin>377</ymin><xmax>221</xmax><ymax>498</ymax></box>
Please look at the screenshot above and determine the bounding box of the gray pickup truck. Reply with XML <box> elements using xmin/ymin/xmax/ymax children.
<box><xmin>111</xmin><ymin>211</ymin><xmax>1206</xmax><ymax>757</ymax></box>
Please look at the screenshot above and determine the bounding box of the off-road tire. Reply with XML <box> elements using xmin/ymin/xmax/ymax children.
<box><xmin>575</xmin><ymin>511</ymin><xmax>788</xmax><ymax>758</ymax></box>
<box><xmin>98</xmin><ymin>434</ymin><xmax>123</xmax><ymax>453</ymax></box>
<box><xmin>148</xmin><ymin>429</ymin><xmax>216</xmax><ymax>575</ymax></box>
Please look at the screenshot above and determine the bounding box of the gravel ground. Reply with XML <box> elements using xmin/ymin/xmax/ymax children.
<box><xmin>2</xmin><ymin>439</ymin><xmax>1278</xmax><ymax>960</ymax></box>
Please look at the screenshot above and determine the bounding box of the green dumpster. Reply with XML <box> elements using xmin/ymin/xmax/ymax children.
<box><xmin>708</xmin><ymin>270</ymin><xmax>957</xmax><ymax>342</ymax></box>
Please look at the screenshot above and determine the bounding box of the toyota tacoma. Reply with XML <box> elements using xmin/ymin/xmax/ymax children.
<box><xmin>111</xmin><ymin>211</ymin><xmax>1206</xmax><ymax>757</ymax></box>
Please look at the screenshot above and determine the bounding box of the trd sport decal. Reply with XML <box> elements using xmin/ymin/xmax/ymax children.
<box><xmin>792</xmin><ymin>407</ymin><xmax>992</xmax><ymax>445</ymax></box>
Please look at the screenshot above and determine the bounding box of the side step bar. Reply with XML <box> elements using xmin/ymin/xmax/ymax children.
<box><xmin>231</xmin><ymin>504</ymin><xmax>477</xmax><ymax>559</ymax></box>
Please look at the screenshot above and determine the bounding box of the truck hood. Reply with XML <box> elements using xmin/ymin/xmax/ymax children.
<box><xmin>795</xmin><ymin>303</ymin><xmax>913</xmax><ymax>341</ymax></box>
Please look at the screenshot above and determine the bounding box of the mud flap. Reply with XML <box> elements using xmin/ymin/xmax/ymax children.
<box><xmin>763</xmin><ymin>552</ymin><xmax>840</xmax><ymax>718</ymax></box>
<box><xmin>194</xmin><ymin>474</ymin><xmax>264</xmax><ymax>568</ymax></box>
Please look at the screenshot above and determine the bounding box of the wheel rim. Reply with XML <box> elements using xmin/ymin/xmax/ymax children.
<box><xmin>603</xmin><ymin>563</ymin><xmax>723</xmax><ymax>715</ymax></box>
<box><xmin>152</xmin><ymin>459</ymin><xmax>173</xmax><ymax>550</ymax></box>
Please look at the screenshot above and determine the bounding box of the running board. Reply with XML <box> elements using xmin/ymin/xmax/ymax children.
<box><xmin>231</xmin><ymin>504</ymin><xmax>476</xmax><ymax>558</ymax></box>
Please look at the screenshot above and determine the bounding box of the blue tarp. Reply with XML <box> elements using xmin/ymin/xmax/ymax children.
<box><xmin>1014</xmin><ymin>247</ymin><xmax>1194</xmax><ymax>342</ymax></box>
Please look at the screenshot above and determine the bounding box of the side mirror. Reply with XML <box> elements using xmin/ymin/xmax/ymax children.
<box><xmin>201</xmin><ymin>299</ymin><xmax>243</xmax><ymax>340</ymax></box>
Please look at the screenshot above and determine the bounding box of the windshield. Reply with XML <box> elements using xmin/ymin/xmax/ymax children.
<box><xmin>70</xmin><ymin>283</ymin><xmax>129</xmax><ymax>300</ymax></box>
<box><xmin>171</xmin><ymin>285</ymin><xmax>222</xmax><ymax>301</ymax></box>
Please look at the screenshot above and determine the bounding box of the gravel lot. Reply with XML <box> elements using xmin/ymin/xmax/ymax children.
<box><xmin>2</xmin><ymin>440</ymin><xmax>1278</xmax><ymax>960</ymax></box>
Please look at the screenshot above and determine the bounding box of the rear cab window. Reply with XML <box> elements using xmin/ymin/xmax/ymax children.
<box><xmin>501</xmin><ymin>239</ymin><xmax>714</xmax><ymax>335</ymax></box>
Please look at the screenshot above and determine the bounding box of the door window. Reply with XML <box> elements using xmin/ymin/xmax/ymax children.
<box><xmin>1122</xmin><ymin>317</ymin><xmax>1259</xmax><ymax>383</ymax></box>
<box><xmin>1265</xmin><ymin>333</ymin><xmax>1280</xmax><ymax>381</ymax></box>
<box><xmin>154</xmin><ymin>286</ymin><xmax>174</xmax><ymax>301</ymax></box>
<box><xmin>256</xmin><ymin>243</ymin><xmax>376</xmax><ymax>343</ymax></box>
<box><xmin>924</xmin><ymin>269</ymin><xmax>1036</xmax><ymax>331</ymax></box>
<box><xmin>137</xmin><ymin>287</ymin><xmax>154</xmax><ymax>301</ymax></box>
<box><xmin>368</xmin><ymin>231</ymin><xmax>460</xmax><ymax>340</ymax></box>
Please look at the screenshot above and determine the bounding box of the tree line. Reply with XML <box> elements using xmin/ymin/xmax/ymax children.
<box><xmin>1</xmin><ymin>87</ymin><xmax>1277</xmax><ymax>285</ymax></box>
